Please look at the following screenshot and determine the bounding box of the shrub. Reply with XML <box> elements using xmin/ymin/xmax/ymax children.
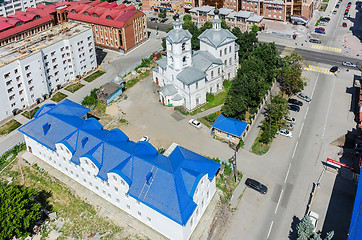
<box><xmin>223</xmin><ymin>80</ymin><xmax>232</xmax><ymax>89</ymax></box>
<box><xmin>82</xmin><ymin>88</ymin><xmax>98</xmax><ymax>107</ymax></box>
<box><xmin>206</xmin><ymin>92</ymin><xmax>215</xmax><ymax>102</ymax></box>
<box><xmin>205</xmin><ymin>112</ymin><xmax>219</xmax><ymax>123</ymax></box>
<box><xmin>174</xmin><ymin>106</ymin><xmax>189</xmax><ymax>115</ymax></box>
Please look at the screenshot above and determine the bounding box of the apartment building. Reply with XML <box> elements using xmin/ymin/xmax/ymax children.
<box><xmin>0</xmin><ymin>23</ymin><xmax>96</xmax><ymax>121</ymax></box>
<box><xmin>66</xmin><ymin>0</ymin><xmax>148</xmax><ymax>52</ymax></box>
<box><xmin>190</xmin><ymin>6</ymin><xmax>264</xmax><ymax>31</ymax></box>
<box><xmin>18</xmin><ymin>99</ymin><xmax>221</xmax><ymax>240</ymax></box>
<box><xmin>146</xmin><ymin>0</ymin><xmax>184</xmax><ymax>15</ymax></box>
<box><xmin>0</xmin><ymin>0</ymin><xmax>43</xmax><ymax>17</ymax></box>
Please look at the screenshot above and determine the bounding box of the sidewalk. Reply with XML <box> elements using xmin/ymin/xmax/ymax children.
<box><xmin>193</xmin><ymin>105</ymin><xmax>223</xmax><ymax>119</ymax></box>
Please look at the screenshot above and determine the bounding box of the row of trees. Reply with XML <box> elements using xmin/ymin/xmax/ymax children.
<box><xmin>297</xmin><ymin>215</ymin><xmax>334</xmax><ymax>240</ymax></box>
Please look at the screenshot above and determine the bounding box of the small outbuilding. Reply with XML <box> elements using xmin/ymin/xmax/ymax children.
<box><xmin>211</xmin><ymin>114</ymin><xmax>249</xmax><ymax>145</ymax></box>
<box><xmin>97</xmin><ymin>81</ymin><xmax>124</xmax><ymax>105</ymax></box>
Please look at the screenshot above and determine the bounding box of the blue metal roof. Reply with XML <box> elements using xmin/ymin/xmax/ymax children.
<box><xmin>18</xmin><ymin>100</ymin><xmax>220</xmax><ymax>225</ymax></box>
<box><xmin>348</xmin><ymin>175</ymin><xmax>362</xmax><ymax>240</ymax></box>
<box><xmin>212</xmin><ymin>114</ymin><xmax>248</xmax><ymax>138</ymax></box>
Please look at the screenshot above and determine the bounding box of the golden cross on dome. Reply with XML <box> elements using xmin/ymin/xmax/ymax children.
<box><xmin>215</xmin><ymin>2</ymin><xmax>218</xmax><ymax>8</ymax></box>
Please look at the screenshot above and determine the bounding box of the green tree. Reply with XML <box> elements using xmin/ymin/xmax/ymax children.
<box><xmin>252</xmin><ymin>42</ymin><xmax>280</xmax><ymax>81</ymax></box>
<box><xmin>221</xmin><ymin>19</ymin><xmax>230</xmax><ymax>30</ymax></box>
<box><xmin>158</xmin><ymin>9</ymin><xmax>166</xmax><ymax>19</ymax></box>
<box><xmin>260</xmin><ymin>95</ymin><xmax>289</xmax><ymax>143</ymax></box>
<box><xmin>231</xmin><ymin>28</ymin><xmax>258</xmax><ymax>60</ymax></box>
<box><xmin>278</xmin><ymin>53</ymin><xmax>306</xmax><ymax>96</ymax></box>
<box><xmin>0</xmin><ymin>184</ymin><xmax>41</xmax><ymax>240</ymax></box>
<box><xmin>82</xmin><ymin>88</ymin><xmax>98</xmax><ymax>107</ymax></box>
<box><xmin>297</xmin><ymin>215</ymin><xmax>315</xmax><ymax>240</ymax></box>
<box><xmin>161</xmin><ymin>27</ymin><xmax>173</xmax><ymax>50</ymax></box>
<box><xmin>183</xmin><ymin>14</ymin><xmax>191</xmax><ymax>22</ymax></box>
<box><xmin>182</xmin><ymin>20</ymin><xmax>200</xmax><ymax>50</ymax></box>
<box><xmin>251</xmin><ymin>24</ymin><xmax>260</xmax><ymax>32</ymax></box>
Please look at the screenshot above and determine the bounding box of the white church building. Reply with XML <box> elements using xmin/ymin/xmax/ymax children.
<box><xmin>18</xmin><ymin>99</ymin><xmax>221</xmax><ymax>240</ymax></box>
<box><xmin>152</xmin><ymin>10</ymin><xmax>239</xmax><ymax>110</ymax></box>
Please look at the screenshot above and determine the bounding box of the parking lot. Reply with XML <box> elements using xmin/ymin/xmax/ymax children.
<box><xmin>110</xmin><ymin>75</ymin><xmax>232</xmax><ymax>161</ymax></box>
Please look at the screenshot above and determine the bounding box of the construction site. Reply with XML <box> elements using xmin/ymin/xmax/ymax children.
<box><xmin>0</xmin><ymin>21</ymin><xmax>88</xmax><ymax>66</ymax></box>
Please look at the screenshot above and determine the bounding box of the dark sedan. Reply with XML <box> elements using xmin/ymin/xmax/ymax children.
<box><xmin>288</xmin><ymin>105</ymin><xmax>300</xmax><ymax>112</ymax></box>
<box><xmin>245</xmin><ymin>178</ymin><xmax>268</xmax><ymax>194</ymax></box>
<box><xmin>288</xmin><ymin>98</ymin><xmax>303</xmax><ymax>106</ymax></box>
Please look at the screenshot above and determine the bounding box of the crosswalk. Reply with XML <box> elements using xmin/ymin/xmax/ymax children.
<box><xmin>280</xmin><ymin>46</ymin><xmax>295</xmax><ymax>57</ymax></box>
<box><xmin>304</xmin><ymin>65</ymin><xmax>335</xmax><ymax>75</ymax></box>
<box><xmin>311</xmin><ymin>44</ymin><xmax>342</xmax><ymax>53</ymax></box>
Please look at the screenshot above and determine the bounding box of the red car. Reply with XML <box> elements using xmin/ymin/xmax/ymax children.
<box><xmin>315</xmin><ymin>27</ymin><xmax>325</xmax><ymax>31</ymax></box>
<box><xmin>347</xmin><ymin>5</ymin><xmax>351</xmax><ymax>8</ymax></box>
<box><xmin>345</xmin><ymin>8</ymin><xmax>350</xmax><ymax>12</ymax></box>
<box><xmin>343</xmin><ymin>22</ymin><xmax>347</xmax><ymax>27</ymax></box>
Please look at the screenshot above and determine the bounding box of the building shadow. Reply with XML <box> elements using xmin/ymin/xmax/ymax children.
<box><xmin>348</xmin><ymin>4</ymin><xmax>362</xmax><ymax>51</ymax></box>
<box><xmin>96</xmin><ymin>48</ymin><xmax>107</xmax><ymax>65</ymax></box>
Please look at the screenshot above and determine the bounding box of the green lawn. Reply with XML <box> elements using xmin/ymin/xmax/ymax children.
<box><xmin>51</xmin><ymin>92</ymin><xmax>68</xmax><ymax>103</ymax></box>
<box><xmin>84</xmin><ymin>70</ymin><xmax>105</xmax><ymax>83</ymax></box>
<box><xmin>0</xmin><ymin>119</ymin><xmax>22</xmax><ymax>136</ymax></box>
<box><xmin>251</xmin><ymin>132</ymin><xmax>271</xmax><ymax>155</ymax></box>
<box><xmin>125</xmin><ymin>71</ymin><xmax>151</xmax><ymax>89</ymax></box>
<box><xmin>21</xmin><ymin>107</ymin><xmax>39</xmax><ymax>119</ymax></box>
<box><xmin>65</xmin><ymin>82</ymin><xmax>85</xmax><ymax>93</ymax></box>
<box><xmin>191</xmin><ymin>90</ymin><xmax>228</xmax><ymax>115</ymax></box>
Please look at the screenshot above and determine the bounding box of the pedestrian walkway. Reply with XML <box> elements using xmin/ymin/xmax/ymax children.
<box><xmin>311</xmin><ymin>44</ymin><xmax>342</xmax><ymax>53</ymax></box>
<box><xmin>280</xmin><ymin>46</ymin><xmax>295</xmax><ymax>57</ymax></box>
<box><xmin>304</xmin><ymin>65</ymin><xmax>334</xmax><ymax>75</ymax></box>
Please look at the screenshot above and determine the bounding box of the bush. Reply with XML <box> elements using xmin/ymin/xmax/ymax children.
<box><xmin>223</xmin><ymin>80</ymin><xmax>232</xmax><ymax>89</ymax></box>
<box><xmin>174</xmin><ymin>106</ymin><xmax>189</xmax><ymax>115</ymax></box>
<box><xmin>205</xmin><ymin>112</ymin><xmax>219</xmax><ymax>123</ymax></box>
<box><xmin>206</xmin><ymin>92</ymin><xmax>215</xmax><ymax>102</ymax></box>
<box><xmin>82</xmin><ymin>88</ymin><xmax>98</xmax><ymax>107</ymax></box>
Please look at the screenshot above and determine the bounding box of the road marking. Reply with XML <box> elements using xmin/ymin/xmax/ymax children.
<box><xmin>311</xmin><ymin>73</ymin><xmax>320</xmax><ymax>99</ymax></box>
<box><xmin>275</xmin><ymin>189</ymin><xmax>284</xmax><ymax>213</ymax></box>
<box><xmin>292</xmin><ymin>141</ymin><xmax>298</xmax><ymax>159</ymax></box>
<box><xmin>304</xmin><ymin>65</ymin><xmax>334</xmax><ymax>75</ymax></box>
<box><xmin>299</xmin><ymin>122</ymin><xmax>304</xmax><ymax>138</ymax></box>
<box><xmin>304</xmin><ymin>107</ymin><xmax>309</xmax><ymax>120</ymax></box>
<box><xmin>311</xmin><ymin>44</ymin><xmax>342</xmax><ymax>53</ymax></box>
<box><xmin>321</xmin><ymin>76</ymin><xmax>336</xmax><ymax>140</ymax></box>
<box><xmin>267</xmin><ymin>221</ymin><xmax>274</xmax><ymax>239</ymax></box>
<box><xmin>284</xmin><ymin>163</ymin><xmax>292</xmax><ymax>183</ymax></box>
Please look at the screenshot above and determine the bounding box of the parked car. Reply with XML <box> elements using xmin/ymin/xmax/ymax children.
<box><xmin>342</xmin><ymin>61</ymin><xmax>356</xmax><ymax>67</ymax></box>
<box><xmin>330</xmin><ymin>66</ymin><xmax>340</xmax><ymax>72</ymax></box>
<box><xmin>298</xmin><ymin>93</ymin><xmax>311</xmax><ymax>102</ymax></box>
<box><xmin>245</xmin><ymin>178</ymin><xmax>268</xmax><ymax>194</ymax></box>
<box><xmin>348</xmin><ymin>1</ymin><xmax>352</xmax><ymax>5</ymax></box>
<box><xmin>342</xmin><ymin>22</ymin><xmax>348</xmax><ymax>27</ymax></box>
<box><xmin>345</xmin><ymin>8</ymin><xmax>350</xmax><ymax>13</ymax></box>
<box><xmin>347</xmin><ymin>4</ymin><xmax>351</xmax><ymax>9</ymax></box>
<box><xmin>277</xmin><ymin>129</ymin><xmax>293</xmax><ymax>138</ymax></box>
<box><xmin>315</xmin><ymin>27</ymin><xmax>325</xmax><ymax>31</ymax></box>
<box><xmin>332</xmin><ymin>10</ymin><xmax>337</xmax><ymax>14</ymax></box>
<box><xmin>139</xmin><ymin>136</ymin><xmax>150</xmax><ymax>142</ymax></box>
<box><xmin>288</xmin><ymin>98</ymin><xmax>303</xmax><ymax>106</ymax></box>
<box><xmin>309</xmin><ymin>38</ymin><xmax>321</xmax><ymax>44</ymax></box>
<box><xmin>160</xmin><ymin>18</ymin><xmax>168</xmax><ymax>23</ymax></box>
<box><xmin>315</xmin><ymin>29</ymin><xmax>325</xmax><ymax>34</ymax></box>
<box><xmin>320</xmin><ymin>17</ymin><xmax>330</xmax><ymax>22</ymax></box>
<box><xmin>286</xmin><ymin>122</ymin><xmax>294</xmax><ymax>131</ymax></box>
<box><xmin>308</xmin><ymin>211</ymin><xmax>319</xmax><ymax>232</ymax></box>
<box><xmin>288</xmin><ymin>105</ymin><xmax>300</xmax><ymax>112</ymax></box>
<box><xmin>335</xmin><ymin>4</ymin><xmax>340</xmax><ymax>8</ymax></box>
<box><xmin>284</xmin><ymin>116</ymin><xmax>296</xmax><ymax>124</ymax></box>
<box><xmin>343</xmin><ymin>15</ymin><xmax>348</xmax><ymax>20</ymax></box>
<box><xmin>189</xmin><ymin>119</ymin><xmax>201</xmax><ymax>129</ymax></box>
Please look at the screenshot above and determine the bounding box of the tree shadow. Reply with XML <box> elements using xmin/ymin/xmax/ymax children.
<box><xmin>35</xmin><ymin>189</ymin><xmax>53</xmax><ymax>220</ymax></box>
<box><xmin>289</xmin><ymin>215</ymin><xmax>301</xmax><ymax>240</ymax></box>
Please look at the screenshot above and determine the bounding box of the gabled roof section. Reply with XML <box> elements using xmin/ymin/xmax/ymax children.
<box><xmin>198</xmin><ymin>28</ymin><xmax>237</xmax><ymax>48</ymax></box>
<box><xmin>193</xmin><ymin>51</ymin><xmax>222</xmax><ymax>72</ymax></box>
<box><xmin>18</xmin><ymin>100</ymin><xmax>220</xmax><ymax>226</ymax></box>
<box><xmin>177</xmin><ymin>67</ymin><xmax>206</xmax><ymax>85</ymax></box>
<box><xmin>212</xmin><ymin>114</ymin><xmax>248</xmax><ymax>138</ymax></box>
<box><xmin>166</xmin><ymin>28</ymin><xmax>192</xmax><ymax>44</ymax></box>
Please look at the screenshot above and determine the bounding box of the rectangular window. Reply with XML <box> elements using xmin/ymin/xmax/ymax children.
<box><xmin>138</xmin><ymin>211</ymin><xmax>141</xmax><ymax>216</ymax></box>
<box><xmin>127</xmin><ymin>205</ymin><xmax>130</xmax><ymax>209</ymax></box>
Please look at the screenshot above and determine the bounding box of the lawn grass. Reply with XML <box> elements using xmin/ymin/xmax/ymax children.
<box><xmin>21</xmin><ymin>107</ymin><xmax>39</xmax><ymax>119</ymax></box>
<box><xmin>0</xmin><ymin>159</ymin><xmax>142</xmax><ymax>240</ymax></box>
<box><xmin>198</xmin><ymin>117</ymin><xmax>212</xmax><ymax>128</ymax></box>
<box><xmin>84</xmin><ymin>70</ymin><xmax>105</xmax><ymax>83</ymax></box>
<box><xmin>0</xmin><ymin>119</ymin><xmax>22</xmax><ymax>136</ymax></box>
<box><xmin>51</xmin><ymin>92</ymin><xmax>68</xmax><ymax>103</ymax></box>
<box><xmin>65</xmin><ymin>83</ymin><xmax>85</xmax><ymax>93</ymax></box>
<box><xmin>191</xmin><ymin>90</ymin><xmax>228</xmax><ymax>115</ymax></box>
<box><xmin>251</xmin><ymin>132</ymin><xmax>271</xmax><ymax>155</ymax></box>
<box><xmin>125</xmin><ymin>70</ymin><xmax>151</xmax><ymax>89</ymax></box>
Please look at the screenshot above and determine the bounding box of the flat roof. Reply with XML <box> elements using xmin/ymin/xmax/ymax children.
<box><xmin>0</xmin><ymin>22</ymin><xmax>90</xmax><ymax>66</ymax></box>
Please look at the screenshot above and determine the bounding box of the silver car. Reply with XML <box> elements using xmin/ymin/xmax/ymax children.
<box><xmin>297</xmin><ymin>93</ymin><xmax>311</xmax><ymax>102</ymax></box>
<box><xmin>342</xmin><ymin>61</ymin><xmax>357</xmax><ymax>67</ymax></box>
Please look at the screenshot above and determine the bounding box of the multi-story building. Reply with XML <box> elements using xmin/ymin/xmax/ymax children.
<box><xmin>186</xmin><ymin>0</ymin><xmax>315</xmax><ymax>22</ymax></box>
<box><xmin>190</xmin><ymin>6</ymin><xmax>264</xmax><ymax>31</ymax></box>
<box><xmin>18</xmin><ymin>99</ymin><xmax>221</xmax><ymax>240</ymax></box>
<box><xmin>146</xmin><ymin>0</ymin><xmax>184</xmax><ymax>15</ymax></box>
<box><xmin>66</xmin><ymin>0</ymin><xmax>148</xmax><ymax>53</ymax></box>
<box><xmin>0</xmin><ymin>0</ymin><xmax>43</xmax><ymax>17</ymax></box>
<box><xmin>153</xmin><ymin>12</ymin><xmax>239</xmax><ymax>110</ymax></box>
<box><xmin>0</xmin><ymin>23</ymin><xmax>96</xmax><ymax>121</ymax></box>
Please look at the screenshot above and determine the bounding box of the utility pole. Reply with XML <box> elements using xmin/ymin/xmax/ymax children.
<box><xmin>229</xmin><ymin>141</ymin><xmax>240</xmax><ymax>182</ymax></box>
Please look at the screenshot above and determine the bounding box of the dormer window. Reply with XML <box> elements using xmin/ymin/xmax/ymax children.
<box><xmin>71</xmin><ymin>10</ymin><xmax>76</xmax><ymax>13</ymax></box>
<box><xmin>106</xmin><ymin>15</ymin><xmax>112</xmax><ymax>20</ymax></box>
<box><xmin>84</xmin><ymin>12</ymin><xmax>90</xmax><ymax>16</ymax></box>
<box><xmin>92</xmin><ymin>13</ymin><xmax>99</xmax><ymax>17</ymax></box>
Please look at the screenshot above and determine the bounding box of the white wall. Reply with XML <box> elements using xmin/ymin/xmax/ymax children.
<box><xmin>0</xmin><ymin>28</ymin><xmax>96</xmax><ymax>122</ymax></box>
<box><xmin>0</xmin><ymin>0</ymin><xmax>37</xmax><ymax>17</ymax></box>
<box><xmin>23</xmin><ymin>134</ymin><xmax>217</xmax><ymax>240</ymax></box>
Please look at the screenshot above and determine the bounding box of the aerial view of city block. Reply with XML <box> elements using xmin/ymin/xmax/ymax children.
<box><xmin>0</xmin><ymin>0</ymin><xmax>361</xmax><ymax>239</ymax></box>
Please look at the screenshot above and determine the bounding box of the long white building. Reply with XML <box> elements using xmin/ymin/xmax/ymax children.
<box><xmin>0</xmin><ymin>0</ymin><xmax>42</xmax><ymax>17</ymax></box>
<box><xmin>0</xmin><ymin>23</ymin><xmax>97</xmax><ymax>121</ymax></box>
<box><xmin>152</xmin><ymin>10</ymin><xmax>239</xmax><ymax>110</ymax></box>
<box><xmin>18</xmin><ymin>99</ymin><xmax>221</xmax><ymax>240</ymax></box>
